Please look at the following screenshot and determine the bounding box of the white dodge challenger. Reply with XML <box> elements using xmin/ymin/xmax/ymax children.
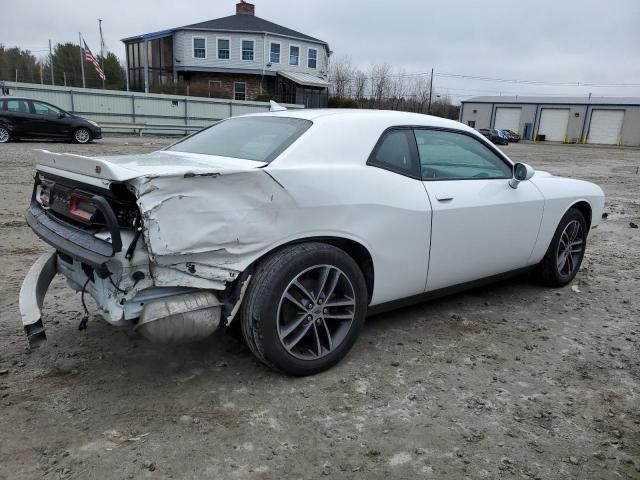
<box><xmin>20</xmin><ymin>108</ymin><xmax>604</xmax><ymax>375</ymax></box>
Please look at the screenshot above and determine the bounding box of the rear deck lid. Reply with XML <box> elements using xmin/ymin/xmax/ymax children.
<box><xmin>34</xmin><ymin>150</ymin><xmax>267</xmax><ymax>182</ymax></box>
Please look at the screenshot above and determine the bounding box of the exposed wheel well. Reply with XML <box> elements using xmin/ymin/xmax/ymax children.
<box><xmin>571</xmin><ymin>201</ymin><xmax>592</xmax><ymax>230</ymax></box>
<box><xmin>250</xmin><ymin>237</ymin><xmax>375</xmax><ymax>302</ymax></box>
<box><xmin>320</xmin><ymin>238</ymin><xmax>374</xmax><ymax>302</ymax></box>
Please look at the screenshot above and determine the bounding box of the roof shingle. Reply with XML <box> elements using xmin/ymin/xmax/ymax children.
<box><xmin>181</xmin><ymin>14</ymin><xmax>328</xmax><ymax>47</ymax></box>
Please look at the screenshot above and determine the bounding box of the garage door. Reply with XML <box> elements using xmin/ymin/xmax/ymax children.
<box><xmin>587</xmin><ymin>110</ymin><xmax>624</xmax><ymax>145</ymax></box>
<box><xmin>494</xmin><ymin>107</ymin><xmax>522</xmax><ymax>133</ymax></box>
<box><xmin>538</xmin><ymin>108</ymin><xmax>570</xmax><ymax>142</ymax></box>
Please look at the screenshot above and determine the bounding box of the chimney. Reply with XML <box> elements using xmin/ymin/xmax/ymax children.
<box><xmin>236</xmin><ymin>1</ymin><xmax>255</xmax><ymax>15</ymax></box>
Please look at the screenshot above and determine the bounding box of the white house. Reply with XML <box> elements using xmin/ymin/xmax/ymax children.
<box><xmin>122</xmin><ymin>1</ymin><xmax>331</xmax><ymax>107</ymax></box>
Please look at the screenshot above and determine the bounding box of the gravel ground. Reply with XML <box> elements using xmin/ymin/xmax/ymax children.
<box><xmin>0</xmin><ymin>137</ymin><xmax>638</xmax><ymax>480</ymax></box>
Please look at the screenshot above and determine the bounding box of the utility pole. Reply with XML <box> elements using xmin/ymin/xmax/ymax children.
<box><xmin>63</xmin><ymin>72</ymin><xmax>67</xmax><ymax>86</ymax></box>
<box><xmin>40</xmin><ymin>63</ymin><xmax>43</xmax><ymax>84</ymax></box>
<box><xmin>49</xmin><ymin>40</ymin><xmax>54</xmax><ymax>86</ymax></box>
<box><xmin>427</xmin><ymin>68</ymin><xmax>434</xmax><ymax>114</ymax></box>
<box><xmin>79</xmin><ymin>33</ymin><xmax>86</xmax><ymax>88</ymax></box>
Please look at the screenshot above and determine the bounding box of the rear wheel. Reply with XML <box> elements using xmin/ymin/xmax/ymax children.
<box><xmin>240</xmin><ymin>243</ymin><xmax>368</xmax><ymax>376</ymax></box>
<box><xmin>535</xmin><ymin>208</ymin><xmax>587</xmax><ymax>287</ymax></box>
<box><xmin>73</xmin><ymin>127</ymin><xmax>92</xmax><ymax>144</ymax></box>
<box><xmin>0</xmin><ymin>126</ymin><xmax>10</xmax><ymax>143</ymax></box>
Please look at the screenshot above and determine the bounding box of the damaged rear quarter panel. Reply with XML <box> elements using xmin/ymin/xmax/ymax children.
<box><xmin>129</xmin><ymin>170</ymin><xmax>298</xmax><ymax>286</ymax></box>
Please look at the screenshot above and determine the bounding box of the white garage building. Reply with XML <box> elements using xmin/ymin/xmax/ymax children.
<box><xmin>459</xmin><ymin>96</ymin><xmax>640</xmax><ymax>146</ymax></box>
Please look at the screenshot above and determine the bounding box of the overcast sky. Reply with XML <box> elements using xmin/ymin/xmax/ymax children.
<box><xmin>3</xmin><ymin>0</ymin><xmax>640</xmax><ymax>101</ymax></box>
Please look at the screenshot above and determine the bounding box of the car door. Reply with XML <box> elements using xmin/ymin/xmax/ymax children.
<box><xmin>29</xmin><ymin>101</ymin><xmax>70</xmax><ymax>137</ymax></box>
<box><xmin>3</xmin><ymin>99</ymin><xmax>32</xmax><ymax>136</ymax></box>
<box><xmin>415</xmin><ymin>128</ymin><xmax>544</xmax><ymax>292</ymax></box>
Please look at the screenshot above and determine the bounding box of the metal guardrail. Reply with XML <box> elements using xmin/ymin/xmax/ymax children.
<box><xmin>99</xmin><ymin>121</ymin><xmax>208</xmax><ymax>136</ymax></box>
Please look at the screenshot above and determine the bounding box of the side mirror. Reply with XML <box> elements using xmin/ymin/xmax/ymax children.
<box><xmin>509</xmin><ymin>162</ymin><xmax>535</xmax><ymax>189</ymax></box>
<box><xmin>58</xmin><ymin>112</ymin><xmax>65</xmax><ymax>119</ymax></box>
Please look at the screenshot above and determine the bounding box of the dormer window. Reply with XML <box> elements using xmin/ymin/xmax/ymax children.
<box><xmin>289</xmin><ymin>45</ymin><xmax>300</xmax><ymax>66</ymax></box>
<box><xmin>193</xmin><ymin>37</ymin><xmax>206</xmax><ymax>59</ymax></box>
<box><xmin>217</xmin><ymin>38</ymin><xmax>230</xmax><ymax>59</ymax></box>
<box><xmin>270</xmin><ymin>42</ymin><xmax>281</xmax><ymax>64</ymax></box>
<box><xmin>307</xmin><ymin>48</ymin><xmax>317</xmax><ymax>69</ymax></box>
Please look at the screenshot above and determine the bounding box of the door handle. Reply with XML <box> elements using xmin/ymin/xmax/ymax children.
<box><xmin>434</xmin><ymin>193</ymin><xmax>454</xmax><ymax>202</ymax></box>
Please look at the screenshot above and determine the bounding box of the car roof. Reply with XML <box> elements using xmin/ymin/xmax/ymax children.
<box><xmin>247</xmin><ymin>108</ymin><xmax>472</xmax><ymax>132</ymax></box>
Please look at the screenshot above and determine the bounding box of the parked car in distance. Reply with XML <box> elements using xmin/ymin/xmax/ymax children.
<box><xmin>20</xmin><ymin>109</ymin><xmax>604</xmax><ymax>376</ymax></box>
<box><xmin>500</xmin><ymin>129</ymin><xmax>521</xmax><ymax>143</ymax></box>
<box><xmin>0</xmin><ymin>97</ymin><xmax>101</xmax><ymax>144</ymax></box>
<box><xmin>478</xmin><ymin>128</ymin><xmax>508</xmax><ymax>145</ymax></box>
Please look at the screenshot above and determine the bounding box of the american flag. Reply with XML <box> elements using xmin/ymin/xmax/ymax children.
<box><xmin>83</xmin><ymin>40</ymin><xmax>105</xmax><ymax>80</ymax></box>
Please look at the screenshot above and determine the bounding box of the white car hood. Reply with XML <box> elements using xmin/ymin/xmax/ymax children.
<box><xmin>34</xmin><ymin>149</ymin><xmax>267</xmax><ymax>182</ymax></box>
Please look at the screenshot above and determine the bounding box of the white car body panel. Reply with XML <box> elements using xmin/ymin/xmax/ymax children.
<box><xmin>528</xmin><ymin>174</ymin><xmax>604</xmax><ymax>263</ymax></box>
<box><xmin>423</xmin><ymin>178</ymin><xmax>544</xmax><ymax>291</ymax></box>
<box><xmin>26</xmin><ymin>109</ymin><xmax>605</xmax><ymax>328</ymax></box>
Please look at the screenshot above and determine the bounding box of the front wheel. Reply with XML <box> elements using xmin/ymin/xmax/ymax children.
<box><xmin>0</xmin><ymin>126</ymin><xmax>10</xmax><ymax>143</ymax></box>
<box><xmin>535</xmin><ymin>208</ymin><xmax>587</xmax><ymax>287</ymax></box>
<box><xmin>73</xmin><ymin>127</ymin><xmax>92</xmax><ymax>144</ymax></box>
<box><xmin>239</xmin><ymin>243</ymin><xmax>368</xmax><ymax>376</ymax></box>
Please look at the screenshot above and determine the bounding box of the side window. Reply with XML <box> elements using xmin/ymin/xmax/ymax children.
<box><xmin>368</xmin><ymin>129</ymin><xmax>417</xmax><ymax>177</ymax></box>
<box><xmin>6</xmin><ymin>99</ymin><xmax>29</xmax><ymax>113</ymax></box>
<box><xmin>234</xmin><ymin>82</ymin><xmax>246</xmax><ymax>101</ymax></box>
<box><xmin>270</xmin><ymin>42</ymin><xmax>281</xmax><ymax>64</ymax></box>
<box><xmin>307</xmin><ymin>48</ymin><xmax>318</xmax><ymax>69</ymax></box>
<box><xmin>217</xmin><ymin>38</ymin><xmax>230</xmax><ymax>59</ymax></box>
<box><xmin>32</xmin><ymin>102</ymin><xmax>61</xmax><ymax>117</ymax></box>
<box><xmin>193</xmin><ymin>37</ymin><xmax>206</xmax><ymax>59</ymax></box>
<box><xmin>415</xmin><ymin>129</ymin><xmax>512</xmax><ymax>180</ymax></box>
<box><xmin>241</xmin><ymin>40</ymin><xmax>254</xmax><ymax>61</ymax></box>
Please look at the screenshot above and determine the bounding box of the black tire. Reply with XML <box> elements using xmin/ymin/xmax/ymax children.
<box><xmin>0</xmin><ymin>125</ymin><xmax>10</xmax><ymax>143</ymax></box>
<box><xmin>239</xmin><ymin>243</ymin><xmax>368</xmax><ymax>376</ymax></box>
<box><xmin>73</xmin><ymin>127</ymin><xmax>92</xmax><ymax>144</ymax></box>
<box><xmin>535</xmin><ymin>208</ymin><xmax>588</xmax><ymax>287</ymax></box>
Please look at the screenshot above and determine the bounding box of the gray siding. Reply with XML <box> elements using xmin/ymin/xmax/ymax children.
<box><xmin>461</xmin><ymin>99</ymin><xmax>640</xmax><ymax>146</ymax></box>
<box><xmin>174</xmin><ymin>30</ymin><xmax>327</xmax><ymax>75</ymax></box>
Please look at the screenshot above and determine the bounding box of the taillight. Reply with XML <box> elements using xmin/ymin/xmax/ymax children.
<box><xmin>69</xmin><ymin>193</ymin><xmax>96</xmax><ymax>223</ymax></box>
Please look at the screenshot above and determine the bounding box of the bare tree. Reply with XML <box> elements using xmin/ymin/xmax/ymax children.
<box><xmin>389</xmin><ymin>69</ymin><xmax>408</xmax><ymax>110</ymax></box>
<box><xmin>328</xmin><ymin>55</ymin><xmax>354</xmax><ymax>98</ymax></box>
<box><xmin>410</xmin><ymin>75</ymin><xmax>431</xmax><ymax>113</ymax></box>
<box><xmin>352</xmin><ymin>69</ymin><xmax>368</xmax><ymax>103</ymax></box>
<box><xmin>369</xmin><ymin>62</ymin><xmax>392</xmax><ymax>107</ymax></box>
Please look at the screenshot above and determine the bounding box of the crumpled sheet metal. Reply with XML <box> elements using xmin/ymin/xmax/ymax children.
<box><xmin>130</xmin><ymin>170</ymin><xmax>295</xmax><ymax>285</ymax></box>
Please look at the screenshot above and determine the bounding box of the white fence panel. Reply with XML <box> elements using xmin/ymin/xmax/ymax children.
<box><xmin>0</xmin><ymin>81</ymin><xmax>303</xmax><ymax>134</ymax></box>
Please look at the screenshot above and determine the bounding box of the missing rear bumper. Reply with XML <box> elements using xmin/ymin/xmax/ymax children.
<box><xmin>19</xmin><ymin>250</ymin><xmax>58</xmax><ymax>347</ymax></box>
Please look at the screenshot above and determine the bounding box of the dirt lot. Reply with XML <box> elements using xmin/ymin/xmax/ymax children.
<box><xmin>0</xmin><ymin>137</ymin><xmax>638</xmax><ymax>480</ymax></box>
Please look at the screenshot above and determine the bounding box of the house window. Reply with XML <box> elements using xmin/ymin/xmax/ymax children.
<box><xmin>242</xmin><ymin>40</ymin><xmax>254</xmax><ymax>61</ymax></box>
<box><xmin>468</xmin><ymin>120</ymin><xmax>476</xmax><ymax>128</ymax></box>
<box><xmin>270</xmin><ymin>42</ymin><xmax>281</xmax><ymax>64</ymax></box>
<box><xmin>234</xmin><ymin>82</ymin><xmax>246</xmax><ymax>101</ymax></box>
<box><xmin>289</xmin><ymin>45</ymin><xmax>300</xmax><ymax>66</ymax></box>
<box><xmin>217</xmin><ymin>38</ymin><xmax>229</xmax><ymax>59</ymax></box>
<box><xmin>193</xmin><ymin>37</ymin><xmax>206</xmax><ymax>59</ymax></box>
<box><xmin>307</xmin><ymin>48</ymin><xmax>318</xmax><ymax>69</ymax></box>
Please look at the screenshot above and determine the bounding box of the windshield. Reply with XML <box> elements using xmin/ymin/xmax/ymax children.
<box><xmin>167</xmin><ymin>116</ymin><xmax>312</xmax><ymax>162</ymax></box>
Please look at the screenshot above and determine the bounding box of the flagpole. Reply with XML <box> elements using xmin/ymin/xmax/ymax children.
<box><xmin>98</xmin><ymin>19</ymin><xmax>106</xmax><ymax>89</ymax></box>
<box><xmin>79</xmin><ymin>32</ymin><xmax>86</xmax><ymax>88</ymax></box>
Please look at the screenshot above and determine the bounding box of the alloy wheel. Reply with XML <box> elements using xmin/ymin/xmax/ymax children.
<box><xmin>74</xmin><ymin>128</ymin><xmax>90</xmax><ymax>144</ymax></box>
<box><xmin>276</xmin><ymin>264</ymin><xmax>356</xmax><ymax>360</ymax></box>
<box><xmin>0</xmin><ymin>127</ymin><xmax>9</xmax><ymax>143</ymax></box>
<box><xmin>556</xmin><ymin>219</ymin><xmax>584</xmax><ymax>277</ymax></box>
